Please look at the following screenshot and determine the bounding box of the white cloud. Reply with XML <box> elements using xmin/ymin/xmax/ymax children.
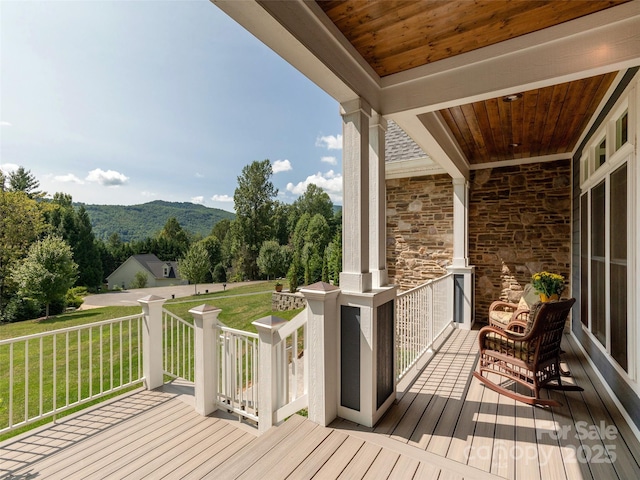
<box><xmin>321</xmin><ymin>156</ymin><xmax>337</xmax><ymax>165</ymax></box>
<box><xmin>211</xmin><ymin>194</ymin><xmax>233</xmax><ymax>202</ymax></box>
<box><xmin>0</xmin><ymin>163</ymin><xmax>19</xmax><ymax>173</ymax></box>
<box><xmin>54</xmin><ymin>173</ymin><xmax>84</xmax><ymax>184</ymax></box>
<box><xmin>272</xmin><ymin>159</ymin><xmax>292</xmax><ymax>174</ymax></box>
<box><xmin>316</xmin><ymin>134</ymin><xmax>342</xmax><ymax>150</ymax></box>
<box><xmin>195</xmin><ymin>172</ymin><xmax>204</xmax><ymax>178</ymax></box>
<box><xmin>286</xmin><ymin>170</ymin><xmax>343</xmax><ymax>203</ymax></box>
<box><xmin>191</xmin><ymin>196</ymin><xmax>204</xmax><ymax>205</ymax></box>
<box><xmin>86</xmin><ymin>168</ymin><xmax>129</xmax><ymax>187</ymax></box>
<box><xmin>141</xmin><ymin>191</ymin><xmax>156</xmax><ymax>198</ymax></box>
<box><xmin>1</xmin><ymin>121</ymin><xmax>12</xmax><ymax>127</ymax></box>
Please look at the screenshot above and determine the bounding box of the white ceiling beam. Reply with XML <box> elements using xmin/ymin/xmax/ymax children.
<box><xmin>390</xmin><ymin>112</ymin><xmax>470</xmax><ymax>180</ymax></box>
<box><xmin>380</xmin><ymin>2</ymin><xmax>640</xmax><ymax>116</ymax></box>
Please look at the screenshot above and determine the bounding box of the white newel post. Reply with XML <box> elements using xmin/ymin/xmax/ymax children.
<box><xmin>252</xmin><ymin>315</ymin><xmax>287</xmax><ymax>434</ymax></box>
<box><xmin>300</xmin><ymin>282</ymin><xmax>340</xmax><ymax>426</ymax></box>
<box><xmin>138</xmin><ymin>295</ymin><xmax>165</xmax><ymax>390</ymax></box>
<box><xmin>369</xmin><ymin>112</ymin><xmax>389</xmax><ymax>289</ymax></box>
<box><xmin>447</xmin><ymin>178</ymin><xmax>475</xmax><ymax>329</ymax></box>
<box><xmin>190</xmin><ymin>304</ymin><xmax>221</xmax><ymax>416</ymax></box>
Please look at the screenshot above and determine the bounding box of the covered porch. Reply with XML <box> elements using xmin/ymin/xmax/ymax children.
<box><xmin>2</xmin><ymin>328</ymin><xmax>639</xmax><ymax>479</ymax></box>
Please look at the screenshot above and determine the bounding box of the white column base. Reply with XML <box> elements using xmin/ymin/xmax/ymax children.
<box><xmin>338</xmin><ymin>286</ymin><xmax>397</xmax><ymax>428</ymax></box>
<box><xmin>371</xmin><ymin>269</ymin><xmax>389</xmax><ymax>289</ymax></box>
<box><xmin>339</xmin><ymin>271</ymin><xmax>372</xmax><ymax>294</ymax></box>
<box><xmin>447</xmin><ymin>265</ymin><xmax>475</xmax><ymax>330</ymax></box>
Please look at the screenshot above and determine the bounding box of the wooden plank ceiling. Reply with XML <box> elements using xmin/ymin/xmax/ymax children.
<box><xmin>317</xmin><ymin>1</ymin><xmax>627</xmax><ymax>164</ymax></box>
<box><xmin>317</xmin><ymin>0</ymin><xmax>629</xmax><ymax>78</ymax></box>
<box><xmin>437</xmin><ymin>73</ymin><xmax>618</xmax><ymax>164</ymax></box>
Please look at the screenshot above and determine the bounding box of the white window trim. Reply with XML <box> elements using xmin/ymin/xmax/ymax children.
<box><xmin>579</xmin><ymin>80</ymin><xmax>638</xmax><ymax>391</ymax></box>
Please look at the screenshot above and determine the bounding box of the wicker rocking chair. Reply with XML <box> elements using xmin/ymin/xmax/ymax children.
<box><xmin>473</xmin><ymin>298</ymin><xmax>582</xmax><ymax>407</ymax></box>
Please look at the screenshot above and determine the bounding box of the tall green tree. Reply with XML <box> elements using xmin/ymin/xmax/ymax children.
<box><xmin>73</xmin><ymin>206</ymin><xmax>104</xmax><ymax>289</ymax></box>
<box><xmin>158</xmin><ymin>216</ymin><xmax>190</xmax><ymax>254</ymax></box>
<box><xmin>7</xmin><ymin>166</ymin><xmax>45</xmax><ymax>199</ymax></box>
<box><xmin>0</xmin><ymin>190</ymin><xmax>45</xmax><ymax>312</ymax></box>
<box><xmin>179</xmin><ymin>242</ymin><xmax>210</xmax><ymax>294</ymax></box>
<box><xmin>11</xmin><ymin>236</ymin><xmax>78</xmax><ymax>318</ymax></box>
<box><xmin>233</xmin><ymin>160</ymin><xmax>277</xmax><ymax>279</ymax></box>
<box><xmin>199</xmin><ymin>236</ymin><xmax>221</xmax><ymax>282</ymax></box>
<box><xmin>211</xmin><ymin>218</ymin><xmax>231</xmax><ymax>243</ymax></box>
<box><xmin>257</xmin><ymin>240</ymin><xmax>282</xmax><ymax>280</ymax></box>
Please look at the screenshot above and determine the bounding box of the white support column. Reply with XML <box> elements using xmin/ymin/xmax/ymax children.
<box><xmin>300</xmin><ymin>282</ymin><xmax>340</xmax><ymax>427</ymax></box>
<box><xmin>452</xmin><ymin>177</ymin><xmax>470</xmax><ymax>268</ymax></box>
<box><xmin>252</xmin><ymin>315</ymin><xmax>287</xmax><ymax>434</ymax></box>
<box><xmin>189</xmin><ymin>304</ymin><xmax>221</xmax><ymax>416</ymax></box>
<box><xmin>138</xmin><ymin>295</ymin><xmax>166</xmax><ymax>390</ymax></box>
<box><xmin>369</xmin><ymin>112</ymin><xmax>389</xmax><ymax>288</ymax></box>
<box><xmin>340</xmin><ymin>98</ymin><xmax>372</xmax><ymax>293</ymax></box>
<box><xmin>447</xmin><ymin>177</ymin><xmax>475</xmax><ymax>329</ymax></box>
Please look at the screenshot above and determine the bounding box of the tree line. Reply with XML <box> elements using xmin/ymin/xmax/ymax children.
<box><xmin>0</xmin><ymin>161</ymin><xmax>342</xmax><ymax>323</ymax></box>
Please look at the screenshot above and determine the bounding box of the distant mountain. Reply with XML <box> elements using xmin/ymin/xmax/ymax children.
<box><xmin>77</xmin><ymin>200</ymin><xmax>235</xmax><ymax>242</ymax></box>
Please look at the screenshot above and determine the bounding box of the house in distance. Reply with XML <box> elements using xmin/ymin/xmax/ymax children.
<box><xmin>106</xmin><ymin>254</ymin><xmax>186</xmax><ymax>290</ymax></box>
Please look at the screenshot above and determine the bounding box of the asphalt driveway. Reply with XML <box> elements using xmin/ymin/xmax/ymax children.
<box><xmin>80</xmin><ymin>281</ymin><xmax>265</xmax><ymax>309</ymax></box>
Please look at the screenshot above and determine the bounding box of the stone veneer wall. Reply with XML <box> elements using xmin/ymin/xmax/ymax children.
<box><xmin>468</xmin><ymin>159</ymin><xmax>572</xmax><ymax>319</ymax></box>
<box><xmin>386</xmin><ymin>174</ymin><xmax>454</xmax><ymax>290</ymax></box>
<box><xmin>272</xmin><ymin>291</ymin><xmax>306</xmax><ymax>311</ymax></box>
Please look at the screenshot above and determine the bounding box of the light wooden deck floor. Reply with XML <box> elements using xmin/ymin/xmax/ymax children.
<box><xmin>334</xmin><ymin>328</ymin><xmax>640</xmax><ymax>480</ymax></box>
<box><xmin>2</xmin><ymin>328</ymin><xmax>639</xmax><ymax>479</ymax></box>
<box><xmin>0</xmin><ymin>384</ymin><xmax>500</xmax><ymax>479</ymax></box>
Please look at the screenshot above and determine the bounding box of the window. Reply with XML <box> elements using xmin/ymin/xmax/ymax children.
<box><xmin>615</xmin><ymin>110</ymin><xmax>628</xmax><ymax>151</ymax></box>
<box><xmin>581</xmin><ymin>165</ymin><xmax>628</xmax><ymax>372</ymax></box>
<box><xmin>610</xmin><ymin>164</ymin><xmax>627</xmax><ymax>370</ymax></box>
<box><xmin>595</xmin><ymin>138</ymin><xmax>606</xmax><ymax>170</ymax></box>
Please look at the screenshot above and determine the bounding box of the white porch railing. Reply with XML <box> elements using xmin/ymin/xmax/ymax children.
<box><xmin>0</xmin><ymin>314</ymin><xmax>144</xmax><ymax>435</ymax></box>
<box><xmin>216</xmin><ymin>325</ymin><xmax>259</xmax><ymax>422</ymax></box>
<box><xmin>395</xmin><ymin>273</ymin><xmax>454</xmax><ymax>381</ymax></box>
<box><xmin>162</xmin><ymin>308</ymin><xmax>195</xmax><ymax>382</ymax></box>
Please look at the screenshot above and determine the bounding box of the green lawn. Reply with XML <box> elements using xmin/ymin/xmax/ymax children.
<box><xmin>0</xmin><ymin>280</ymin><xmax>304</xmax><ymax>441</ymax></box>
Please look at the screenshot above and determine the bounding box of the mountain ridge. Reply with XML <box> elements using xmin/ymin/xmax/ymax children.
<box><xmin>77</xmin><ymin>200</ymin><xmax>235</xmax><ymax>242</ymax></box>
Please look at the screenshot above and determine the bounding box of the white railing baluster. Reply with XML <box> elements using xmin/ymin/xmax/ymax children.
<box><xmin>39</xmin><ymin>337</ymin><xmax>43</xmax><ymax>417</ymax></box>
<box><xmin>53</xmin><ymin>335</ymin><xmax>57</xmax><ymax>415</ymax></box>
<box><xmin>65</xmin><ymin>332</ymin><xmax>69</xmax><ymax>408</ymax></box>
<box><xmin>1</xmin><ymin>313</ymin><xmax>145</xmax><ymax>435</ymax></box>
<box><xmin>161</xmin><ymin>309</ymin><xmax>195</xmax><ymax>383</ymax></box>
<box><xmin>9</xmin><ymin>343</ymin><xmax>14</xmax><ymax>429</ymax></box>
<box><xmin>25</xmin><ymin>340</ymin><xmax>29</xmax><ymax>424</ymax></box>
<box><xmin>395</xmin><ymin>273</ymin><xmax>454</xmax><ymax>381</ymax></box>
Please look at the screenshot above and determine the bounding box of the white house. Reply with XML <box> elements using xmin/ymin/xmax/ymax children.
<box><xmin>106</xmin><ymin>254</ymin><xmax>186</xmax><ymax>289</ymax></box>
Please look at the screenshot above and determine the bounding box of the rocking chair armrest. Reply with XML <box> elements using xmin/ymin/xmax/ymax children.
<box><xmin>506</xmin><ymin>317</ymin><xmax>528</xmax><ymax>330</ymax></box>
<box><xmin>489</xmin><ymin>300</ymin><xmax>518</xmax><ymax>312</ymax></box>
<box><xmin>478</xmin><ymin>325</ymin><xmax>526</xmax><ymax>345</ymax></box>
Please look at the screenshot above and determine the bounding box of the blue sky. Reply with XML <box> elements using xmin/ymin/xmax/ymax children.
<box><xmin>0</xmin><ymin>0</ymin><xmax>343</xmax><ymax>212</ymax></box>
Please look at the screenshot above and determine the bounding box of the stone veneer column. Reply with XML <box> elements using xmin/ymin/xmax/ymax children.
<box><xmin>369</xmin><ymin>113</ymin><xmax>388</xmax><ymax>288</ymax></box>
<box><xmin>339</xmin><ymin>98</ymin><xmax>372</xmax><ymax>293</ymax></box>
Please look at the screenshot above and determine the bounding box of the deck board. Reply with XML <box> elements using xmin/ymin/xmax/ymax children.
<box><xmin>2</xmin><ymin>328</ymin><xmax>640</xmax><ymax>480</ymax></box>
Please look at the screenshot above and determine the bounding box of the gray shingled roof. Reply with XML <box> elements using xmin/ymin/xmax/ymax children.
<box><xmin>385</xmin><ymin>120</ymin><xmax>428</xmax><ymax>163</ymax></box>
<box><xmin>133</xmin><ymin>254</ymin><xmax>179</xmax><ymax>279</ymax></box>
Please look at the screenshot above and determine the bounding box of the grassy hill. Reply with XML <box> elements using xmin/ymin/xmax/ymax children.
<box><xmin>78</xmin><ymin>200</ymin><xmax>235</xmax><ymax>242</ymax></box>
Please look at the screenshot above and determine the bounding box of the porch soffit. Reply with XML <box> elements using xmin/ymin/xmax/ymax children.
<box><xmin>317</xmin><ymin>1</ymin><xmax>630</xmax><ymax>78</ymax></box>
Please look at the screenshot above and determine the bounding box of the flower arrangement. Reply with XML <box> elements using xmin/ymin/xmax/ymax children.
<box><xmin>531</xmin><ymin>271</ymin><xmax>565</xmax><ymax>297</ymax></box>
